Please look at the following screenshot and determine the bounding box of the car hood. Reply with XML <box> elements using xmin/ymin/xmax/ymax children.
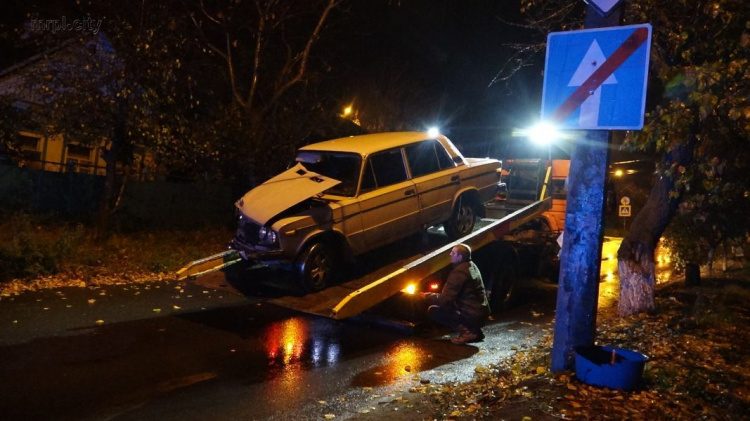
<box><xmin>235</xmin><ymin>163</ymin><xmax>341</xmax><ymax>225</ymax></box>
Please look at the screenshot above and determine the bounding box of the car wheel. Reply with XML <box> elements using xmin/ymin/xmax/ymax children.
<box><xmin>296</xmin><ymin>242</ymin><xmax>338</xmax><ymax>293</ymax></box>
<box><xmin>444</xmin><ymin>196</ymin><xmax>476</xmax><ymax>239</ymax></box>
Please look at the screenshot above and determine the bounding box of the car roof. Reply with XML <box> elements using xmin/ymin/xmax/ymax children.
<box><xmin>299</xmin><ymin>132</ymin><xmax>441</xmax><ymax>156</ymax></box>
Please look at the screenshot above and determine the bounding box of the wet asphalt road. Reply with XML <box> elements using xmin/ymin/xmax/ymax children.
<box><xmin>0</xmin><ymin>269</ymin><xmax>558</xmax><ymax>421</ymax></box>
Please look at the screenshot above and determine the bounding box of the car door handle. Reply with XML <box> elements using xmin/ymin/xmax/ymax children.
<box><xmin>451</xmin><ymin>175</ymin><xmax>459</xmax><ymax>182</ymax></box>
<box><xmin>404</xmin><ymin>189</ymin><xmax>415</xmax><ymax>196</ymax></box>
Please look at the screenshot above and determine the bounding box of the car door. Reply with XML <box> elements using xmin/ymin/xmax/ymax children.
<box><xmin>357</xmin><ymin>148</ymin><xmax>420</xmax><ymax>250</ymax></box>
<box><xmin>404</xmin><ymin>140</ymin><xmax>460</xmax><ymax>227</ymax></box>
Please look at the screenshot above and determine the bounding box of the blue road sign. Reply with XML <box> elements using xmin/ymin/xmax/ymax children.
<box><xmin>541</xmin><ymin>23</ymin><xmax>652</xmax><ymax>130</ymax></box>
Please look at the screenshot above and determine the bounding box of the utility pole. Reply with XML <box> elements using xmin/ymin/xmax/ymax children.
<box><xmin>550</xmin><ymin>1</ymin><xmax>624</xmax><ymax>371</ymax></box>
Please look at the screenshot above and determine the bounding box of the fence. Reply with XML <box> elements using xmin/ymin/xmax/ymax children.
<box><xmin>0</xmin><ymin>164</ymin><xmax>236</xmax><ymax>230</ymax></box>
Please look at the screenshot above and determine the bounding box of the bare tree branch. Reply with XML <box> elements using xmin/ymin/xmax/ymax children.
<box><xmin>226</xmin><ymin>32</ymin><xmax>245</xmax><ymax>107</ymax></box>
<box><xmin>246</xmin><ymin>0</ymin><xmax>269</xmax><ymax>111</ymax></box>
<box><xmin>268</xmin><ymin>0</ymin><xmax>340</xmax><ymax>107</ymax></box>
<box><xmin>198</xmin><ymin>0</ymin><xmax>222</xmax><ymax>25</ymax></box>
<box><xmin>189</xmin><ymin>9</ymin><xmax>245</xmax><ymax>107</ymax></box>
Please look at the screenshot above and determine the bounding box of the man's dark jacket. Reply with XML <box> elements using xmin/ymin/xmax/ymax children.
<box><xmin>423</xmin><ymin>261</ymin><xmax>490</xmax><ymax>322</ymax></box>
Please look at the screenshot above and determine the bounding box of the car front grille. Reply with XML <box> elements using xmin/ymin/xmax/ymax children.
<box><xmin>236</xmin><ymin>218</ymin><xmax>261</xmax><ymax>245</ymax></box>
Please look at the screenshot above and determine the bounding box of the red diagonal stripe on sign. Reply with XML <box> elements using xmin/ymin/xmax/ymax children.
<box><xmin>551</xmin><ymin>26</ymin><xmax>649</xmax><ymax>124</ymax></box>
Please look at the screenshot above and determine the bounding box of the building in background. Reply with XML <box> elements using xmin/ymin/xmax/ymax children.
<box><xmin>0</xmin><ymin>33</ymin><xmax>153</xmax><ymax>179</ymax></box>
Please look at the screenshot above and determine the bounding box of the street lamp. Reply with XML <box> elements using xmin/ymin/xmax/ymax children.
<box><xmin>340</xmin><ymin>104</ymin><xmax>361</xmax><ymax>126</ymax></box>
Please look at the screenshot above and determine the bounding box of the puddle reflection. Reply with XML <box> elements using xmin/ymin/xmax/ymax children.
<box><xmin>261</xmin><ymin>317</ymin><xmax>343</xmax><ymax>403</ymax></box>
<box><xmin>264</xmin><ymin>317</ymin><xmax>341</xmax><ymax>371</ymax></box>
<box><xmin>383</xmin><ymin>342</ymin><xmax>424</xmax><ymax>381</ymax></box>
<box><xmin>265</xmin><ymin>317</ymin><xmax>340</xmax><ymax>367</ymax></box>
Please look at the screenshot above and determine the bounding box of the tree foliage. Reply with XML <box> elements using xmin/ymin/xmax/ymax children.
<box><xmin>511</xmin><ymin>0</ymin><xmax>749</xmax><ymax>315</ymax></box>
<box><xmin>1</xmin><ymin>1</ymin><xmax>209</xmax><ymax>174</ymax></box>
<box><xmin>626</xmin><ymin>0</ymin><xmax>750</xmax><ymax>272</ymax></box>
<box><xmin>0</xmin><ymin>0</ymin><xmax>371</xmax><ymax>209</ymax></box>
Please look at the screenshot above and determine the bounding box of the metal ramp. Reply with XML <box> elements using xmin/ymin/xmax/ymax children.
<box><xmin>267</xmin><ymin>251</ymin><xmax>428</xmax><ymax>318</ymax></box>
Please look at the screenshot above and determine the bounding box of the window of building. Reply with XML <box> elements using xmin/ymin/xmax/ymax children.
<box><xmin>18</xmin><ymin>135</ymin><xmax>42</xmax><ymax>161</ymax></box>
<box><xmin>67</xmin><ymin>143</ymin><xmax>92</xmax><ymax>160</ymax></box>
<box><xmin>19</xmin><ymin>134</ymin><xmax>40</xmax><ymax>150</ymax></box>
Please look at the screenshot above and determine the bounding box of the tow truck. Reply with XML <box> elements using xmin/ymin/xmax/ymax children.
<box><xmin>176</xmin><ymin>158</ymin><xmax>557</xmax><ymax>321</ymax></box>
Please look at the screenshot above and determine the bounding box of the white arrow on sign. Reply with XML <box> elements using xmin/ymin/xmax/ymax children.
<box><xmin>567</xmin><ymin>40</ymin><xmax>617</xmax><ymax>127</ymax></box>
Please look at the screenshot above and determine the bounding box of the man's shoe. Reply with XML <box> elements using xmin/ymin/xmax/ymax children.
<box><xmin>450</xmin><ymin>330</ymin><xmax>479</xmax><ymax>345</ymax></box>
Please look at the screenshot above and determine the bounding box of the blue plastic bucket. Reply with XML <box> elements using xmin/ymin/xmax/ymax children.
<box><xmin>574</xmin><ymin>345</ymin><xmax>649</xmax><ymax>391</ymax></box>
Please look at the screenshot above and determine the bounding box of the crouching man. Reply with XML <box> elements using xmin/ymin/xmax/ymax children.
<box><xmin>421</xmin><ymin>243</ymin><xmax>490</xmax><ymax>345</ymax></box>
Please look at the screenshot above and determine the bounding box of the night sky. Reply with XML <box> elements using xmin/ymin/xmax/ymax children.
<box><xmin>1</xmin><ymin>0</ymin><xmax>552</xmax><ymax>158</ymax></box>
<box><xmin>335</xmin><ymin>1</ymin><xmax>549</xmax><ymax>156</ymax></box>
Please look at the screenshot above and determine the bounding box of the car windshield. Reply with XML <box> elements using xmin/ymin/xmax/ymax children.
<box><xmin>295</xmin><ymin>151</ymin><xmax>362</xmax><ymax>197</ymax></box>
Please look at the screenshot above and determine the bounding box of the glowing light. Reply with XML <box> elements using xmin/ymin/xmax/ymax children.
<box><xmin>614</xmin><ymin>169</ymin><xmax>624</xmax><ymax>177</ymax></box>
<box><xmin>427</xmin><ymin>127</ymin><xmax>440</xmax><ymax>137</ymax></box>
<box><xmin>402</xmin><ymin>284</ymin><xmax>417</xmax><ymax>295</ymax></box>
<box><xmin>526</xmin><ymin>122</ymin><xmax>561</xmax><ymax>146</ymax></box>
<box><xmin>342</xmin><ymin>105</ymin><xmax>352</xmax><ymax>116</ymax></box>
<box><xmin>429</xmin><ymin>282</ymin><xmax>440</xmax><ymax>291</ymax></box>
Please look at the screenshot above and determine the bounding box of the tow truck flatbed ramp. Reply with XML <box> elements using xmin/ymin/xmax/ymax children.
<box><xmin>267</xmin><ymin>252</ymin><xmax>425</xmax><ymax>317</ymax></box>
<box><xmin>270</xmin><ymin>197</ymin><xmax>551</xmax><ymax>320</ymax></box>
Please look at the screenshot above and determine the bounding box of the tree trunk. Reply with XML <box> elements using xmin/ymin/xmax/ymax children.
<box><xmin>685</xmin><ymin>263</ymin><xmax>701</xmax><ymax>286</ymax></box>
<box><xmin>95</xmin><ymin>117</ymin><xmax>125</xmax><ymax>240</ymax></box>
<box><xmin>617</xmin><ymin>170</ymin><xmax>678</xmax><ymax>316</ymax></box>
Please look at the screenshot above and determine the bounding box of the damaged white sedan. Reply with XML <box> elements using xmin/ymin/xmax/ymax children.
<box><xmin>231</xmin><ymin>131</ymin><xmax>500</xmax><ymax>292</ymax></box>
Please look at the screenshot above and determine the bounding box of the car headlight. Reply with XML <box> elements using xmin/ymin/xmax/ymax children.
<box><xmin>258</xmin><ymin>226</ymin><xmax>278</xmax><ymax>245</ymax></box>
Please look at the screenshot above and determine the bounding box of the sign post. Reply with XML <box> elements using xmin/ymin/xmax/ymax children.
<box><xmin>619</xmin><ymin>196</ymin><xmax>631</xmax><ymax>232</ymax></box>
<box><xmin>549</xmin><ymin>1</ymin><xmax>651</xmax><ymax>371</ymax></box>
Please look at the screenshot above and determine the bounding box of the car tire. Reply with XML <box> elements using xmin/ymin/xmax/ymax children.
<box><xmin>296</xmin><ymin>242</ymin><xmax>339</xmax><ymax>293</ymax></box>
<box><xmin>444</xmin><ymin>195</ymin><xmax>476</xmax><ymax>239</ymax></box>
